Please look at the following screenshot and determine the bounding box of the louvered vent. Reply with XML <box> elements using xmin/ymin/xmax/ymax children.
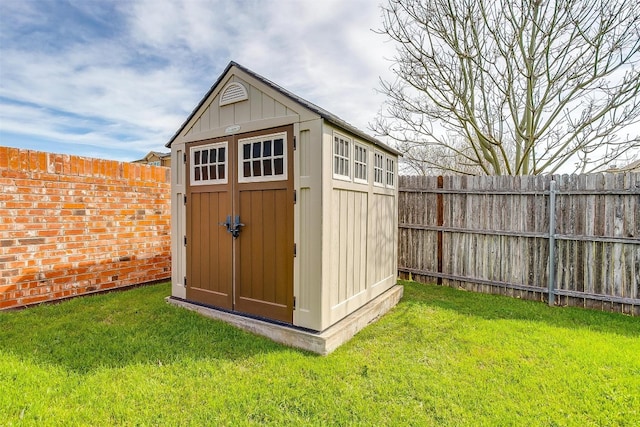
<box><xmin>219</xmin><ymin>82</ymin><xmax>248</xmax><ymax>106</ymax></box>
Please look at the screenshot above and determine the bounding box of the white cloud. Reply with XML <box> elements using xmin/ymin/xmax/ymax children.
<box><xmin>0</xmin><ymin>0</ymin><xmax>394</xmax><ymax>160</ymax></box>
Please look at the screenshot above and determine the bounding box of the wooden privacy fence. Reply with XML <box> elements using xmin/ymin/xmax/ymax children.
<box><xmin>398</xmin><ymin>173</ymin><xmax>640</xmax><ymax>315</ymax></box>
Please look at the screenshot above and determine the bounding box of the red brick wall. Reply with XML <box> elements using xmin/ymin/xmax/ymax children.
<box><xmin>0</xmin><ymin>146</ymin><xmax>171</xmax><ymax>309</ymax></box>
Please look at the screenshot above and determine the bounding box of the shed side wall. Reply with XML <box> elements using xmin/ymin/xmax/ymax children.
<box><xmin>321</xmin><ymin>123</ymin><xmax>398</xmax><ymax>329</ymax></box>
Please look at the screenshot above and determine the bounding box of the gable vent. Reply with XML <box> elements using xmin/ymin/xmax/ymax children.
<box><xmin>219</xmin><ymin>82</ymin><xmax>249</xmax><ymax>106</ymax></box>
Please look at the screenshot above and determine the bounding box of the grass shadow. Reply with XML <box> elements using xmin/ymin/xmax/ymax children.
<box><xmin>398</xmin><ymin>280</ymin><xmax>640</xmax><ymax>338</ymax></box>
<box><xmin>0</xmin><ymin>283</ymin><xmax>298</xmax><ymax>374</ymax></box>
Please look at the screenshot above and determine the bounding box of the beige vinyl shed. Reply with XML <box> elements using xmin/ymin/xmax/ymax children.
<box><xmin>167</xmin><ymin>61</ymin><xmax>400</xmax><ymax>333</ymax></box>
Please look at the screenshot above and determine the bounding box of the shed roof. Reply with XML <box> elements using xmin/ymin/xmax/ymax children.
<box><xmin>166</xmin><ymin>61</ymin><xmax>399</xmax><ymax>155</ymax></box>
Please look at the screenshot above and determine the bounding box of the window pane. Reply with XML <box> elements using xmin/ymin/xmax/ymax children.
<box><xmin>218</xmin><ymin>164</ymin><xmax>225</xmax><ymax>180</ymax></box>
<box><xmin>274</xmin><ymin>158</ymin><xmax>284</xmax><ymax>175</ymax></box>
<box><xmin>243</xmin><ymin>144</ymin><xmax>251</xmax><ymax>160</ymax></box>
<box><xmin>253</xmin><ymin>160</ymin><xmax>261</xmax><ymax>176</ymax></box>
<box><xmin>219</xmin><ymin>147</ymin><xmax>226</xmax><ymax>162</ymax></box>
<box><xmin>253</xmin><ymin>142</ymin><xmax>261</xmax><ymax>159</ymax></box>
<box><xmin>263</xmin><ymin>140</ymin><xmax>272</xmax><ymax>157</ymax></box>
<box><xmin>243</xmin><ymin>161</ymin><xmax>251</xmax><ymax>177</ymax></box>
<box><xmin>194</xmin><ymin>167</ymin><xmax>201</xmax><ymax>181</ymax></box>
<box><xmin>210</xmin><ymin>165</ymin><xmax>217</xmax><ymax>180</ymax></box>
<box><xmin>274</xmin><ymin>139</ymin><xmax>283</xmax><ymax>156</ymax></box>
<box><xmin>263</xmin><ymin>159</ymin><xmax>272</xmax><ymax>175</ymax></box>
<box><xmin>194</xmin><ymin>151</ymin><xmax>200</xmax><ymax>165</ymax></box>
<box><xmin>202</xmin><ymin>149</ymin><xmax>208</xmax><ymax>164</ymax></box>
<box><xmin>202</xmin><ymin>166</ymin><xmax>208</xmax><ymax>181</ymax></box>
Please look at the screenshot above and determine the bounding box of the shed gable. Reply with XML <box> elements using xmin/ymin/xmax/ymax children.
<box><xmin>182</xmin><ymin>70</ymin><xmax>314</xmax><ymax>141</ymax></box>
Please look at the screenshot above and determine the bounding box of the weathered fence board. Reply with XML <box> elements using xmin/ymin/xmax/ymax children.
<box><xmin>398</xmin><ymin>173</ymin><xmax>640</xmax><ymax>315</ymax></box>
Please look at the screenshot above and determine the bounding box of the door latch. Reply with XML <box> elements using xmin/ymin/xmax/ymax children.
<box><xmin>231</xmin><ymin>215</ymin><xmax>245</xmax><ymax>238</ymax></box>
<box><xmin>220</xmin><ymin>215</ymin><xmax>244</xmax><ymax>238</ymax></box>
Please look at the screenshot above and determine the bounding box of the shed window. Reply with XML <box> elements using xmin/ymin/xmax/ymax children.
<box><xmin>333</xmin><ymin>133</ymin><xmax>351</xmax><ymax>179</ymax></box>
<box><xmin>238</xmin><ymin>132</ymin><xmax>287</xmax><ymax>183</ymax></box>
<box><xmin>190</xmin><ymin>142</ymin><xmax>227</xmax><ymax>185</ymax></box>
<box><xmin>354</xmin><ymin>144</ymin><xmax>368</xmax><ymax>183</ymax></box>
<box><xmin>374</xmin><ymin>152</ymin><xmax>384</xmax><ymax>186</ymax></box>
<box><xmin>386</xmin><ymin>157</ymin><xmax>396</xmax><ymax>188</ymax></box>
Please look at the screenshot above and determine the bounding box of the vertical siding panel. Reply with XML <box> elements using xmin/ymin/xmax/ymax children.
<box><xmin>299</xmin><ymin>188</ymin><xmax>311</xmax><ymax>309</ymax></box>
<box><xmin>339</xmin><ymin>190</ymin><xmax>349</xmax><ymax>303</ymax></box>
<box><xmin>346</xmin><ymin>191</ymin><xmax>356</xmax><ymax>299</ymax></box>
<box><xmin>209</xmin><ymin>95</ymin><xmax>220</xmax><ymax>128</ymax></box>
<box><xmin>234</xmin><ymin>99</ymin><xmax>250</xmax><ymax>124</ymax></box>
<box><xmin>274</xmin><ymin>101</ymin><xmax>287</xmax><ymax>117</ymax></box>
<box><xmin>262</xmin><ymin>95</ymin><xmax>275</xmax><ymax>118</ymax></box>
<box><xmin>330</xmin><ymin>190</ymin><xmax>340</xmax><ymax>307</ymax></box>
<box><xmin>249</xmin><ymin>85</ymin><xmax>262</xmax><ymax>120</ymax></box>
<box><xmin>219</xmin><ymin>104</ymin><xmax>234</xmax><ymax>127</ymax></box>
<box><xmin>199</xmin><ymin>106</ymin><xmax>210</xmax><ymax>132</ymax></box>
<box><xmin>360</xmin><ymin>192</ymin><xmax>369</xmax><ymax>293</ymax></box>
<box><xmin>353</xmin><ymin>192</ymin><xmax>362</xmax><ymax>296</ymax></box>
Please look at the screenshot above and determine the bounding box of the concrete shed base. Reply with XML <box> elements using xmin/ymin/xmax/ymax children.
<box><xmin>166</xmin><ymin>284</ymin><xmax>403</xmax><ymax>355</ymax></box>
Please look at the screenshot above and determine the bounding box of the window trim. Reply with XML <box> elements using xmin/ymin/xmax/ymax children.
<box><xmin>373</xmin><ymin>151</ymin><xmax>385</xmax><ymax>187</ymax></box>
<box><xmin>332</xmin><ymin>132</ymin><xmax>352</xmax><ymax>181</ymax></box>
<box><xmin>237</xmin><ymin>132</ymin><xmax>288</xmax><ymax>184</ymax></box>
<box><xmin>190</xmin><ymin>141</ymin><xmax>229</xmax><ymax>186</ymax></box>
<box><xmin>353</xmin><ymin>142</ymin><xmax>368</xmax><ymax>184</ymax></box>
<box><xmin>385</xmin><ymin>156</ymin><xmax>396</xmax><ymax>188</ymax></box>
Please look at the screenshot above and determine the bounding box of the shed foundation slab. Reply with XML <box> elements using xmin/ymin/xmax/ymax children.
<box><xmin>166</xmin><ymin>284</ymin><xmax>403</xmax><ymax>355</ymax></box>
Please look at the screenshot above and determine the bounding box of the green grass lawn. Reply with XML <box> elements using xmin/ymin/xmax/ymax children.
<box><xmin>1</xmin><ymin>281</ymin><xmax>638</xmax><ymax>426</ymax></box>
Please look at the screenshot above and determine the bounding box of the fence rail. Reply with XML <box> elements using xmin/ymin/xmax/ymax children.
<box><xmin>398</xmin><ymin>173</ymin><xmax>640</xmax><ymax>315</ymax></box>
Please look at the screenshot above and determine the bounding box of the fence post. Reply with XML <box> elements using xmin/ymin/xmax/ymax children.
<box><xmin>548</xmin><ymin>180</ymin><xmax>557</xmax><ymax>306</ymax></box>
<box><xmin>437</xmin><ymin>175</ymin><xmax>444</xmax><ymax>285</ymax></box>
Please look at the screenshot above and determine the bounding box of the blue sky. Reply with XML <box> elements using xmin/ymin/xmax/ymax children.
<box><xmin>0</xmin><ymin>0</ymin><xmax>394</xmax><ymax>161</ymax></box>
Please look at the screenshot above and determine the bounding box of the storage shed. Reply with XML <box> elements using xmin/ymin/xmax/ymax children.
<box><xmin>167</xmin><ymin>62</ymin><xmax>400</xmax><ymax>335</ymax></box>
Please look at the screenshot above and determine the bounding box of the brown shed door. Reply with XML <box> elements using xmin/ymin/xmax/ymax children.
<box><xmin>186</xmin><ymin>126</ymin><xmax>294</xmax><ymax>323</ymax></box>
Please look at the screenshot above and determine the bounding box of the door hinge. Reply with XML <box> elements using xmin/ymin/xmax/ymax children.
<box><xmin>293</xmin><ymin>136</ymin><xmax>297</xmax><ymax>150</ymax></box>
<box><xmin>293</xmin><ymin>296</ymin><xmax>296</xmax><ymax>309</ymax></box>
<box><xmin>183</xmin><ymin>194</ymin><xmax>187</xmax><ymax>205</ymax></box>
<box><xmin>183</xmin><ymin>152</ymin><xmax>187</xmax><ymax>163</ymax></box>
<box><xmin>293</xmin><ymin>243</ymin><xmax>297</xmax><ymax>257</ymax></box>
<box><xmin>293</xmin><ymin>190</ymin><xmax>297</xmax><ymax>204</ymax></box>
<box><xmin>184</xmin><ymin>276</ymin><xmax>187</xmax><ymax>287</ymax></box>
<box><xmin>184</xmin><ymin>235</ymin><xmax>187</xmax><ymax>246</ymax></box>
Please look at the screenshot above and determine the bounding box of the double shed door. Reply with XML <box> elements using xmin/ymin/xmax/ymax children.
<box><xmin>186</xmin><ymin>126</ymin><xmax>294</xmax><ymax>323</ymax></box>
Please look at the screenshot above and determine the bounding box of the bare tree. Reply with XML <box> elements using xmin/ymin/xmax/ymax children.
<box><xmin>373</xmin><ymin>0</ymin><xmax>640</xmax><ymax>175</ymax></box>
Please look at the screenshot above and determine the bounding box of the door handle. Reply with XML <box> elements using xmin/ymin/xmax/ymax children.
<box><xmin>219</xmin><ymin>215</ymin><xmax>232</xmax><ymax>233</ymax></box>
